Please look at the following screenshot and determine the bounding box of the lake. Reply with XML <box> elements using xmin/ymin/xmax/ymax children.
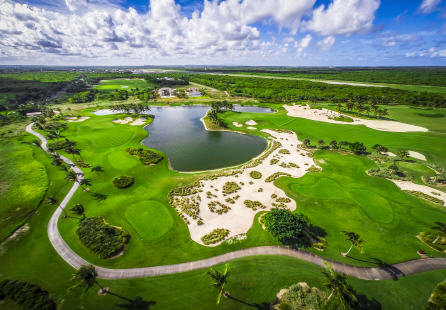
<box><xmin>94</xmin><ymin>105</ymin><xmax>271</xmax><ymax>171</ymax></box>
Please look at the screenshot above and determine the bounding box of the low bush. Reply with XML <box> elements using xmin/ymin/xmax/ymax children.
<box><xmin>244</xmin><ymin>200</ymin><xmax>265</xmax><ymax>211</ymax></box>
<box><xmin>278</xmin><ymin>149</ymin><xmax>290</xmax><ymax>154</ymax></box>
<box><xmin>404</xmin><ymin>190</ymin><xmax>444</xmax><ymax>205</ymax></box>
<box><xmin>76</xmin><ymin>217</ymin><xmax>130</xmax><ymax>258</ymax></box>
<box><xmin>126</xmin><ymin>147</ymin><xmax>163</xmax><ymax>166</ymax></box>
<box><xmin>0</xmin><ymin>279</ymin><xmax>56</xmax><ymax>310</ymax></box>
<box><xmin>419</xmin><ymin>231</ymin><xmax>446</xmax><ymax>252</ymax></box>
<box><xmin>263</xmin><ymin>208</ymin><xmax>311</xmax><ymax>246</ymax></box>
<box><xmin>266</xmin><ymin>172</ymin><xmax>291</xmax><ymax>182</ymax></box>
<box><xmin>426</xmin><ymin>281</ymin><xmax>446</xmax><ymax>310</ymax></box>
<box><xmin>331</xmin><ymin>115</ymin><xmax>354</xmax><ymax>122</ymax></box>
<box><xmin>112</xmin><ymin>175</ymin><xmax>135</xmax><ymax>189</ymax></box>
<box><xmin>201</xmin><ymin>228</ymin><xmax>229</xmax><ymax>245</ymax></box>
<box><xmin>249</xmin><ymin>171</ymin><xmax>262</xmax><ymax>179</ymax></box>
<box><xmin>222</xmin><ymin>181</ymin><xmax>241</xmax><ymax>195</ymax></box>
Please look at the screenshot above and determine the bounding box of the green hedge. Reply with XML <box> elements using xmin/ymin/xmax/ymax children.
<box><xmin>0</xmin><ymin>279</ymin><xmax>56</xmax><ymax>310</ymax></box>
<box><xmin>112</xmin><ymin>175</ymin><xmax>135</xmax><ymax>189</ymax></box>
<box><xmin>126</xmin><ymin>147</ymin><xmax>163</xmax><ymax>166</ymax></box>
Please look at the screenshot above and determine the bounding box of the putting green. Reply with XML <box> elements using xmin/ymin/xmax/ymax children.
<box><xmin>349</xmin><ymin>189</ymin><xmax>394</xmax><ymax>224</ymax></box>
<box><xmin>107</xmin><ymin>150</ymin><xmax>138</xmax><ymax>170</ymax></box>
<box><xmin>125</xmin><ymin>201</ymin><xmax>174</xmax><ymax>240</ymax></box>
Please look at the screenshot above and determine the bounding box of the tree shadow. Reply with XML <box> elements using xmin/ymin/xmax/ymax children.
<box><xmin>114</xmin><ymin>295</ymin><xmax>156</xmax><ymax>310</ymax></box>
<box><xmin>346</xmin><ymin>256</ymin><xmax>404</xmax><ymax>280</ymax></box>
<box><xmin>227</xmin><ymin>295</ymin><xmax>270</xmax><ymax>309</ymax></box>
<box><xmin>355</xmin><ymin>293</ymin><xmax>382</xmax><ymax>310</ymax></box>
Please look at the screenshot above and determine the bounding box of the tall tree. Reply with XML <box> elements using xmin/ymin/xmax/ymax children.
<box><xmin>207</xmin><ymin>264</ymin><xmax>230</xmax><ymax>305</ymax></box>
<box><xmin>322</xmin><ymin>264</ymin><xmax>357</xmax><ymax>310</ymax></box>
<box><xmin>341</xmin><ymin>231</ymin><xmax>365</xmax><ymax>257</ymax></box>
<box><xmin>72</xmin><ymin>265</ymin><xmax>105</xmax><ymax>293</ymax></box>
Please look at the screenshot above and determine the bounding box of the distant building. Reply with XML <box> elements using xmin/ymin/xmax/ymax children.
<box><xmin>26</xmin><ymin>112</ymin><xmax>42</xmax><ymax>117</ymax></box>
<box><xmin>187</xmin><ymin>87</ymin><xmax>202</xmax><ymax>97</ymax></box>
<box><xmin>157</xmin><ymin>87</ymin><xmax>177</xmax><ymax>98</ymax></box>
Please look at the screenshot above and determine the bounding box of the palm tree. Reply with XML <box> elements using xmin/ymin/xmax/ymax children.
<box><xmin>65</xmin><ymin>170</ymin><xmax>78</xmax><ymax>182</ymax></box>
<box><xmin>341</xmin><ymin>231</ymin><xmax>365</xmax><ymax>257</ymax></box>
<box><xmin>207</xmin><ymin>264</ymin><xmax>230</xmax><ymax>305</ymax></box>
<box><xmin>47</xmin><ymin>195</ymin><xmax>68</xmax><ymax>217</ymax></box>
<box><xmin>91</xmin><ymin>165</ymin><xmax>104</xmax><ymax>172</ymax></box>
<box><xmin>322</xmin><ymin>263</ymin><xmax>357</xmax><ymax>310</ymax></box>
<box><xmin>72</xmin><ymin>265</ymin><xmax>105</xmax><ymax>293</ymax></box>
<box><xmin>398</xmin><ymin>150</ymin><xmax>409</xmax><ymax>160</ymax></box>
<box><xmin>432</xmin><ymin>222</ymin><xmax>446</xmax><ymax>244</ymax></box>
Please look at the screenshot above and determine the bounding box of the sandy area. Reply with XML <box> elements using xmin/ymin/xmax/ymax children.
<box><xmin>384</xmin><ymin>152</ymin><xmax>397</xmax><ymax>157</ymax></box>
<box><xmin>284</xmin><ymin>105</ymin><xmax>428</xmax><ymax>133</ymax></box>
<box><xmin>247</xmin><ymin>126</ymin><xmax>257</xmax><ymax>130</ymax></box>
<box><xmin>121</xmin><ymin>85</ymin><xmax>129</xmax><ymax>89</ymax></box>
<box><xmin>171</xmin><ymin>129</ymin><xmax>319</xmax><ymax>246</ymax></box>
<box><xmin>315</xmin><ymin>80</ymin><xmax>385</xmax><ymax>88</ymax></box>
<box><xmin>245</xmin><ymin>120</ymin><xmax>258</xmax><ymax>126</ymax></box>
<box><xmin>113</xmin><ymin>117</ymin><xmax>133</xmax><ymax>124</ymax></box>
<box><xmin>408</xmin><ymin>151</ymin><xmax>427</xmax><ymax>161</ymax></box>
<box><xmin>390</xmin><ymin>179</ymin><xmax>446</xmax><ymax>206</ymax></box>
<box><xmin>67</xmin><ymin>116</ymin><xmax>90</xmax><ymax>122</ymax></box>
<box><xmin>232</xmin><ymin>122</ymin><xmax>243</xmax><ymax>127</ymax></box>
<box><xmin>130</xmin><ymin>118</ymin><xmax>146</xmax><ymax>126</ymax></box>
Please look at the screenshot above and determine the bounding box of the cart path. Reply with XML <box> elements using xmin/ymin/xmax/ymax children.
<box><xmin>26</xmin><ymin>123</ymin><xmax>446</xmax><ymax>280</ymax></box>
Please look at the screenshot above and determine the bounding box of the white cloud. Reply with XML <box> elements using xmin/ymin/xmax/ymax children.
<box><xmin>406</xmin><ymin>47</ymin><xmax>446</xmax><ymax>57</ymax></box>
<box><xmin>317</xmin><ymin>36</ymin><xmax>336</xmax><ymax>51</ymax></box>
<box><xmin>295</xmin><ymin>34</ymin><xmax>312</xmax><ymax>54</ymax></box>
<box><xmin>418</xmin><ymin>0</ymin><xmax>442</xmax><ymax>14</ymax></box>
<box><xmin>303</xmin><ymin>0</ymin><xmax>380</xmax><ymax>36</ymax></box>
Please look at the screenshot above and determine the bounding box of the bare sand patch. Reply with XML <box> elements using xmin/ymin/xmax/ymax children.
<box><xmin>171</xmin><ymin>129</ymin><xmax>319</xmax><ymax>246</ymax></box>
<box><xmin>130</xmin><ymin>118</ymin><xmax>146</xmax><ymax>126</ymax></box>
<box><xmin>390</xmin><ymin>179</ymin><xmax>446</xmax><ymax>206</ymax></box>
<box><xmin>408</xmin><ymin>151</ymin><xmax>427</xmax><ymax>161</ymax></box>
<box><xmin>67</xmin><ymin>116</ymin><xmax>90</xmax><ymax>123</ymax></box>
<box><xmin>121</xmin><ymin>85</ymin><xmax>129</xmax><ymax>89</ymax></box>
<box><xmin>247</xmin><ymin>126</ymin><xmax>257</xmax><ymax>130</ymax></box>
<box><xmin>245</xmin><ymin>120</ymin><xmax>258</xmax><ymax>126</ymax></box>
<box><xmin>383</xmin><ymin>152</ymin><xmax>397</xmax><ymax>157</ymax></box>
<box><xmin>232</xmin><ymin>122</ymin><xmax>243</xmax><ymax>127</ymax></box>
<box><xmin>284</xmin><ymin>104</ymin><xmax>428</xmax><ymax>133</ymax></box>
<box><xmin>113</xmin><ymin>117</ymin><xmax>133</xmax><ymax>124</ymax></box>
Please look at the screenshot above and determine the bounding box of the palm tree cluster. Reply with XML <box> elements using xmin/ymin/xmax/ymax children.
<box><xmin>110</xmin><ymin>103</ymin><xmax>151</xmax><ymax>115</ymax></box>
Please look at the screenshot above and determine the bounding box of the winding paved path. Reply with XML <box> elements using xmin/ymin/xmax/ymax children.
<box><xmin>26</xmin><ymin>123</ymin><xmax>446</xmax><ymax>280</ymax></box>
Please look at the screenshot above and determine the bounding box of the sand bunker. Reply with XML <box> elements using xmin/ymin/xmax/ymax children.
<box><xmin>171</xmin><ymin>130</ymin><xmax>319</xmax><ymax>246</ymax></box>
<box><xmin>408</xmin><ymin>151</ymin><xmax>427</xmax><ymax>161</ymax></box>
<box><xmin>384</xmin><ymin>152</ymin><xmax>397</xmax><ymax>157</ymax></box>
<box><xmin>284</xmin><ymin>105</ymin><xmax>428</xmax><ymax>133</ymax></box>
<box><xmin>130</xmin><ymin>118</ymin><xmax>146</xmax><ymax>126</ymax></box>
<box><xmin>245</xmin><ymin>120</ymin><xmax>258</xmax><ymax>126</ymax></box>
<box><xmin>113</xmin><ymin>117</ymin><xmax>133</xmax><ymax>124</ymax></box>
<box><xmin>67</xmin><ymin>116</ymin><xmax>90</xmax><ymax>123</ymax></box>
<box><xmin>390</xmin><ymin>179</ymin><xmax>446</xmax><ymax>206</ymax></box>
<box><xmin>232</xmin><ymin>122</ymin><xmax>243</xmax><ymax>127</ymax></box>
<box><xmin>247</xmin><ymin>127</ymin><xmax>257</xmax><ymax>130</ymax></box>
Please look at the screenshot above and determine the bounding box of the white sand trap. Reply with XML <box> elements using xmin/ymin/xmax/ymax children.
<box><xmin>284</xmin><ymin>105</ymin><xmax>428</xmax><ymax>133</ymax></box>
<box><xmin>121</xmin><ymin>85</ymin><xmax>129</xmax><ymax>89</ymax></box>
<box><xmin>232</xmin><ymin>122</ymin><xmax>243</xmax><ymax>127</ymax></box>
<box><xmin>383</xmin><ymin>152</ymin><xmax>397</xmax><ymax>157</ymax></box>
<box><xmin>390</xmin><ymin>179</ymin><xmax>446</xmax><ymax>206</ymax></box>
<box><xmin>247</xmin><ymin>126</ymin><xmax>257</xmax><ymax>130</ymax></box>
<box><xmin>67</xmin><ymin>116</ymin><xmax>90</xmax><ymax>122</ymax></box>
<box><xmin>408</xmin><ymin>151</ymin><xmax>427</xmax><ymax>161</ymax></box>
<box><xmin>245</xmin><ymin>120</ymin><xmax>258</xmax><ymax>126</ymax></box>
<box><xmin>130</xmin><ymin>118</ymin><xmax>146</xmax><ymax>126</ymax></box>
<box><xmin>113</xmin><ymin>117</ymin><xmax>133</xmax><ymax>124</ymax></box>
<box><xmin>171</xmin><ymin>130</ymin><xmax>320</xmax><ymax>246</ymax></box>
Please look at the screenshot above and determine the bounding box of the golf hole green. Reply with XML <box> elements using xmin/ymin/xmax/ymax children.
<box><xmin>350</xmin><ymin>189</ymin><xmax>394</xmax><ymax>223</ymax></box>
<box><xmin>125</xmin><ymin>201</ymin><xmax>173</xmax><ymax>240</ymax></box>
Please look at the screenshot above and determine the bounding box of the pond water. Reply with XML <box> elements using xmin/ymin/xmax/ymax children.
<box><xmin>94</xmin><ymin>105</ymin><xmax>271</xmax><ymax>171</ymax></box>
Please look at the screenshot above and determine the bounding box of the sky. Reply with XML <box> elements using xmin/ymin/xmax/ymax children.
<box><xmin>0</xmin><ymin>0</ymin><xmax>446</xmax><ymax>66</ymax></box>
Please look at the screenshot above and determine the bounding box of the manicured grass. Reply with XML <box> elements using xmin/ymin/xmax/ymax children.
<box><xmin>125</xmin><ymin>201</ymin><xmax>174</xmax><ymax>240</ymax></box>
<box><xmin>94</xmin><ymin>79</ymin><xmax>154</xmax><ymax>91</ymax></box>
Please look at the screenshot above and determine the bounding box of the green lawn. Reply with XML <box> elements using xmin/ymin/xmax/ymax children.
<box><xmin>94</xmin><ymin>79</ymin><xmax>155</xmax><ymax>91</ymax></box>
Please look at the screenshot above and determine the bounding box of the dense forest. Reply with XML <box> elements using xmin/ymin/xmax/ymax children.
<box><xmin>189</xmin><ymin>74</ymin><xmax>446</xmax><ymax>107</ymax></box>
<box><xmin>187</xmin><ymin>67</ymin><xmax>446</xmax><ymax>87</ymax></box>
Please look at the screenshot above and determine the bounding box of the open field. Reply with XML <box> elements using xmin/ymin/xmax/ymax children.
<box><xmin>94</xmin><ymin>79</ymin><xmax>155</xmax><ymax>91</ymax></box>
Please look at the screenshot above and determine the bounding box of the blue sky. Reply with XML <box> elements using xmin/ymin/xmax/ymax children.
<box><xmin>1</xmin><ymin>0</ymin><xmax>446</xmax><ymax>66</ymax></box>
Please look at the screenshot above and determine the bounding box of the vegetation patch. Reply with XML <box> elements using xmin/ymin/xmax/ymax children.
<box><xmin>222</xmin><ymin>181</ymin><xmax>241</xmax><ymax>195</ymax></box>
<box><xmin>306</xmin><ymin>165</ymin><xmax>321</xmax><ymax>172</ymax></box>
<box><xmin>249</xmin><ymin>171</ymin><xmax>262</xmax><ymax>179</ymax></box>
<box><xmin>278</xmin><ymin>149</ymin><xmax>290</xmax><ymax>154</ymax></box>
<box><xmin>0</xmin><ymin>279</ymin><xmax>56</xmax><ymax>310</ymax></box>
<box><xmin>266</xmin><ymin>172</ymin><xmax>291</xmax><ymax>183</ymax></box>
<box><xmin>419</xmin><ymin>231</ymin><xmax>446</xmax><ymax>252</ymax></box>
<box><xmin>126</xmin><ymin>147</ymin><xmax>163</xmax><ymax>166</ymax></box>
<box><xmin>243</xmin><ymin>200</ymin><xmax>266</xmax><ymax>211</ymax></box>
<box><xmin>426</xmin><ymin>280</ymin><xmax>446</xmax><ymax>310</ymax></box>
<box><xmin>208</xmin><ymin>201</ymin><xmax>231</xmax><ymax>214</ymax></box>
<box><xmin>404</xmin><ymin>190</ymin><xmax>444</xmax><ymax>205</ymax></box>
<box><xmin>112</xmin><ymin>175</ymin><xmax>135</xmax><ymax>189</ymax></box>
<box><xmin>201</xmin><ymin>228</ymin><xmax>229</xmax><ymax>245</ymax></box>
<box><xmin>331</xmin><ymin>115</ymin><xmax>354</xmax><ymax>122</ymax></box>
<box><xmin>76</xmin><ymin>217</ymin><xmax>130</xmax><ymax>259</ymax></box>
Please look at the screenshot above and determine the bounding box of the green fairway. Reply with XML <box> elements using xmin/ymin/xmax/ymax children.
<box><xmin>125</xmin><ymin>201</ymin><xmax>174</xmax><ymax>240</ymax></box>
<box><xmin>94</xmin><ymin>79</ymin><xmax>154</xmax><ymax>91</ymax></box>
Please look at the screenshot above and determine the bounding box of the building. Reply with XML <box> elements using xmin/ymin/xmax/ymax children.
<box><xmin>157</xmin><ymin>87</ymin><xmax>177</xmax><ymax>98</ymax></box>
<box><xmin>187</xmin><ymin>87</ymin><xmax>202</xmax><ymax>97</ymax></box>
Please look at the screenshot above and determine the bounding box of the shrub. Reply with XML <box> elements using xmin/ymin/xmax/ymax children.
<box><xmin>112</xmin><ymin>175</ymin><xmax>135</xmax><ymax>189</ymax></box>
<box><xmin>249</xmin><ymin>171</ymin><xmax>262</xmax><ymax>179</ymax></box>
<box><xmin>279</xmin><ymin>149</ymin><xmax>290</xmax><ymax>154</ymax></box>
<box><xmin>426</xmin><ymin>281</ymin><xmax>446</xmax><ymax>310</ymax></box>
<box><xmin>263</xmin><ymin>208</ymin><xmax>310</xmax><ymax>245</ymax></box>
<box><xmin>266</xmin><ymin>172</ymin><xmax>291</xmax><ymax>182</ymax></box>
<box><xmin>222</xmin><ymin>181</ymin><xmax>241</xmax><ymax>195</ymax></box>
<box><xmin>332</xmin><ymin>115</ymin><xmax>354</xmax><ymax>123</ymax></box>
<box><xmin>126</xmin><ymin>147</ymin><xmax>163</xmax><ymax>166</ymax></box>
<box><xmin>279</xmin><ymin>283</ymin><xmax>324</xmax><ymax>310</ymax></box>
<box><xmin>244</xmin><ymin>200</ymin><xmax>265</xmax><ymax>211</ymax></box>
<box><xmin>201</xmin><ymin>228</ymin><xmax>229</xmax><ymax>245</ymax></box>
<box><xmin>0</xmin><ymin>279</ymin><xmax>56</xmax><ymax>310</ymax></box>
<box><xmin>70</xmin><ymin>203</ymin><xmax>84</xmax><ymax>215</ymax></box>
<box><xmin>76</xmin><ymin>217</ymin><xmax>130</xmax><ymax>258</ymax></box>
